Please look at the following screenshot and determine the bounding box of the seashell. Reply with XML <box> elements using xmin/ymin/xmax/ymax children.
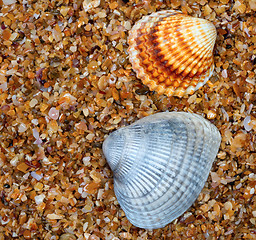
<box><xmin>103</xmin><ymin>112</ymin><xmax>221</xmax><ymax>229</ymax></box>
<box><xmin>128</xmin><ymin>10</ymin><xmax>217</xmax><ymax>97</ymax></box>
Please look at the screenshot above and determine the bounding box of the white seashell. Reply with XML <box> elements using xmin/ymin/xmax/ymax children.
<box><xmin>103</xmin><ymin>112</ymin><xmax>221</xmax><ymax>229</ymax></box>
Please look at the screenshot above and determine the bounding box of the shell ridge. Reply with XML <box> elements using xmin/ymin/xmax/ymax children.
<box><xmin>116</xmin><ymin>119</ymin><xmax>184</xmax><ymax>202</ymax></box>
<box><xmin>172</xmin><ymin>40</ymin><xmax>213</xmax><ymax>77</ymax></box>
<box><xmin>113</xmin><ymin>124</ymin><xmax>145</xmax><ymax>179</ymax></box>
<box><xmin>116</xmin><ymin>177</ymin><xmax>146</xmax><ymax>199</ymax></box>
<box><xmin>114</xmin><ymin>140</ymin><xmax>141</xmax><ymax>179</ymax></box>
<box><xmin>125</xmin><ymin>177</ymin><xmax>197</xmax><ymax>226</ymax></box>
<box><xmin>114</xmin><ymin>121</ymin><xmax>174</xmax><ymax>200</ymax></box>
<box><xmin>121</xmin><ymin>123</ymin><xmax>176</xmax><ymax>199</ymax></box>
<box><xmin>125</xmin><ymin>126</ymin><xmax>208</xmax><ymax>227</ymax></box>
<box><xmin>135</xmin><ymin>117</ymin><xmax>190</xmax><ymax>209</ymax></box>
<box><xmin>162</xmin><ymin>116</ymin><xmax>202</xmax><ymax>209</ymax></box>
<box><xmin>185</xmin><ymin>50</ymin><xmax>213</xmax><ymax>77</ymax></box>
<box><xmin>144</xmin><ymin>16</ymin><xmax>216</xmax><ymax>74</ymax></box>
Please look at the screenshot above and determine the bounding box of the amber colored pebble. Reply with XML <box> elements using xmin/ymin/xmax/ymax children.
<box><xmin>40</xmin><ymin>103</ymin><xmax>48</xmax><ymax>112</ymax></box>
<box><xmin>34</xmin><ymin>37</ymin><xmax>40</xmax><ymax>45</ymax></box>
<box><xmin>75</xmin><ymin>121</ymin><xmax>88</xmax><ymax>131</ymax></box>
<box><xmin>242</xmin><ymin>61</ymin><xmax>253</xmax><ymax>71</ymax></box>
<box><xmin>101</xmin><ymin>58</ymin><xmax>112</xmax><ymax>70</ymax></box>
<box><xmin>64</xmin><ymin>29</ymin><xmax>71</xmax><ymax>37</ymax></box>
<box><xmin>109</xmin><ymin>2</ymin><xmax>118</xmax><ymax>9</ymax></box>
<box><xmin>37</xmin><ymin>202</ymin><xmax>46</xmax><ymax>212</ymax></box>
<box><xmin>97</xmin><ymin>76</ymin><xmax>108</xmax><ymax>90</ymax></box>
<box><xmin>237</xmin><ymin>4</ymin><xmax>246</xmax><ymax>14</ymax></box>
<box><xmin>30</xmin><ymin>190</ymin><xmax>36</xmax><ymax>200</ymax></box>
<box><xmin>112</xmin><ymin>88</ymin><xmax>119</xmax><ymax>101</ymax></box>
<box><xmin>34</xmin><ymin>182</ymin><xmax>44</xmax><ymax>191</ymax></box>
<box><xmin>30</xmin><ymin>222</ymin><xmax>38</xmax><ymax>231</ymax></box>
<box><xmin>48</xmin><ymin>120</ymin><xmax>58</xmax><ymax>132</ymax></box>
<box><xmin>243</xmin><ymin>188</ymin><xmax>253</xmax><ymax>199</ymax></box>
<box><xmin>0</xmin><ymin>152</ymin><xmax>6</xmax><ymax>163</ymax></box>
<box><xmin>7</xmin><ymin>109</ymin><xmax>16</xmax><ymax>116</ymax></box>
<box><xmin>201</xmin><ymin>224</ymin><xmax>207</xmax><ymax>232</ymax></box>
<box><xmin>10</xmin><ymin>188</ymin><xmax>20</xmax><ymax>199</ymax></box>
<box><xmin>60</xmin><ymin>233</ymin><xmax>76</xmax><ymax>240</ymax></box>
<box><xmin>44</xmin><ymin>81</ymin><xmax>51</xmax><ymax>88</ymax></box>
<box><xmin>233</xmin><ymin>59</ymin><xmax>241</xmax><ymax>65</ymax></box>
<box><xmin>233</xmin><ymin>83</ymin><xmax>241</xmax><ymax>99</ymax></box>
<box><xmin>116</xmin><ymin>42</ymin><xmax>123</xmax><ymax>52</ymax></box>
<box><xmin>19</xmin><ymin>214</ymin><xmax>27</xmax><ymax>225</ymax></box>
<box><xmin>84</xmin><ymin>182</ymin><xmax>100</xmax><ymax>194</ymax></box>
<box><xmin>17</xmin><ymin>162</ymin><xmax>30</xmax><ymax>173</ymax></box>
<box><xmin>2</xmin><ymin>29</ymin><xmax>11</xmax><ymax>41</ymax></box>
<box><xmin>110</xmin><ymin>222</ymin><xmax>119</xmax><ymax>231</ymax></box>
<box><xmin>207</xmin><ymin>110</ymin><xmax>217</xmax><ymax>119</ymax></box>
<box><xmin>27</xmin><ymin>72</ymin><xmax>35</xmax><ymax>79</ymax></box>
<box><xmin>0</xmin><ymin>233</ymin><xmax>5</xmax><ymax>240</ymax></box>
<box><xmin>120</xmin><ymin>31</ymin><xmax>126</xmax><ymax>39</ymax></box>
<box><xmin>23</xmin><ymin>230</ymin><xmax>31</xmax><ymax>239</ymax></box>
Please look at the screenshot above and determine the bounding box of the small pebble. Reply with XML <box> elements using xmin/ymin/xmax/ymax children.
<box><xmin>59</xmin><ymin>233</ymin><xmax>77</xmax><ymax>240</ymax></box>
<box><xmin>48</xmin><ymin>107</ymin><xmax>59</xmax><ymax>120</ymax></box>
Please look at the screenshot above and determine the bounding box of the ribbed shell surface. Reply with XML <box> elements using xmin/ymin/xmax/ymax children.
<box><xmin>128</xmin><ymin>10</ymin><xmax>217</xmax><ymax>97</ymax></box>
<box><xmin>103</xmin><ymin>112</ymin><xmax>221</xmax><ymax>229</ymax></box>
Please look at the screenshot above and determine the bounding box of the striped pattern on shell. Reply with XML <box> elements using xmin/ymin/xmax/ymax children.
<box><xmin>103</xmin><ymin>112</ymin><xmax>221</xmax><ymax>229</ymax></box>
<box><xmin>128</xmin><ymin>10</ymin><xmax>217</xmax><ymax>97</ymax></box>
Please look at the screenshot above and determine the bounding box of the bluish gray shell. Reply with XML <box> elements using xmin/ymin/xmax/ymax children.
<box><xmin>103</xmin><ymin>112</ymin><xmax>221</xmax><ymax>229</ymax></box>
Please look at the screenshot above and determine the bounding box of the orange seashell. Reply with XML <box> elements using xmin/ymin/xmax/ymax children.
<box><xmin>128</xmin><ymin>10</ymin><xmax>217</xmax><ymax>97</ymax></box>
